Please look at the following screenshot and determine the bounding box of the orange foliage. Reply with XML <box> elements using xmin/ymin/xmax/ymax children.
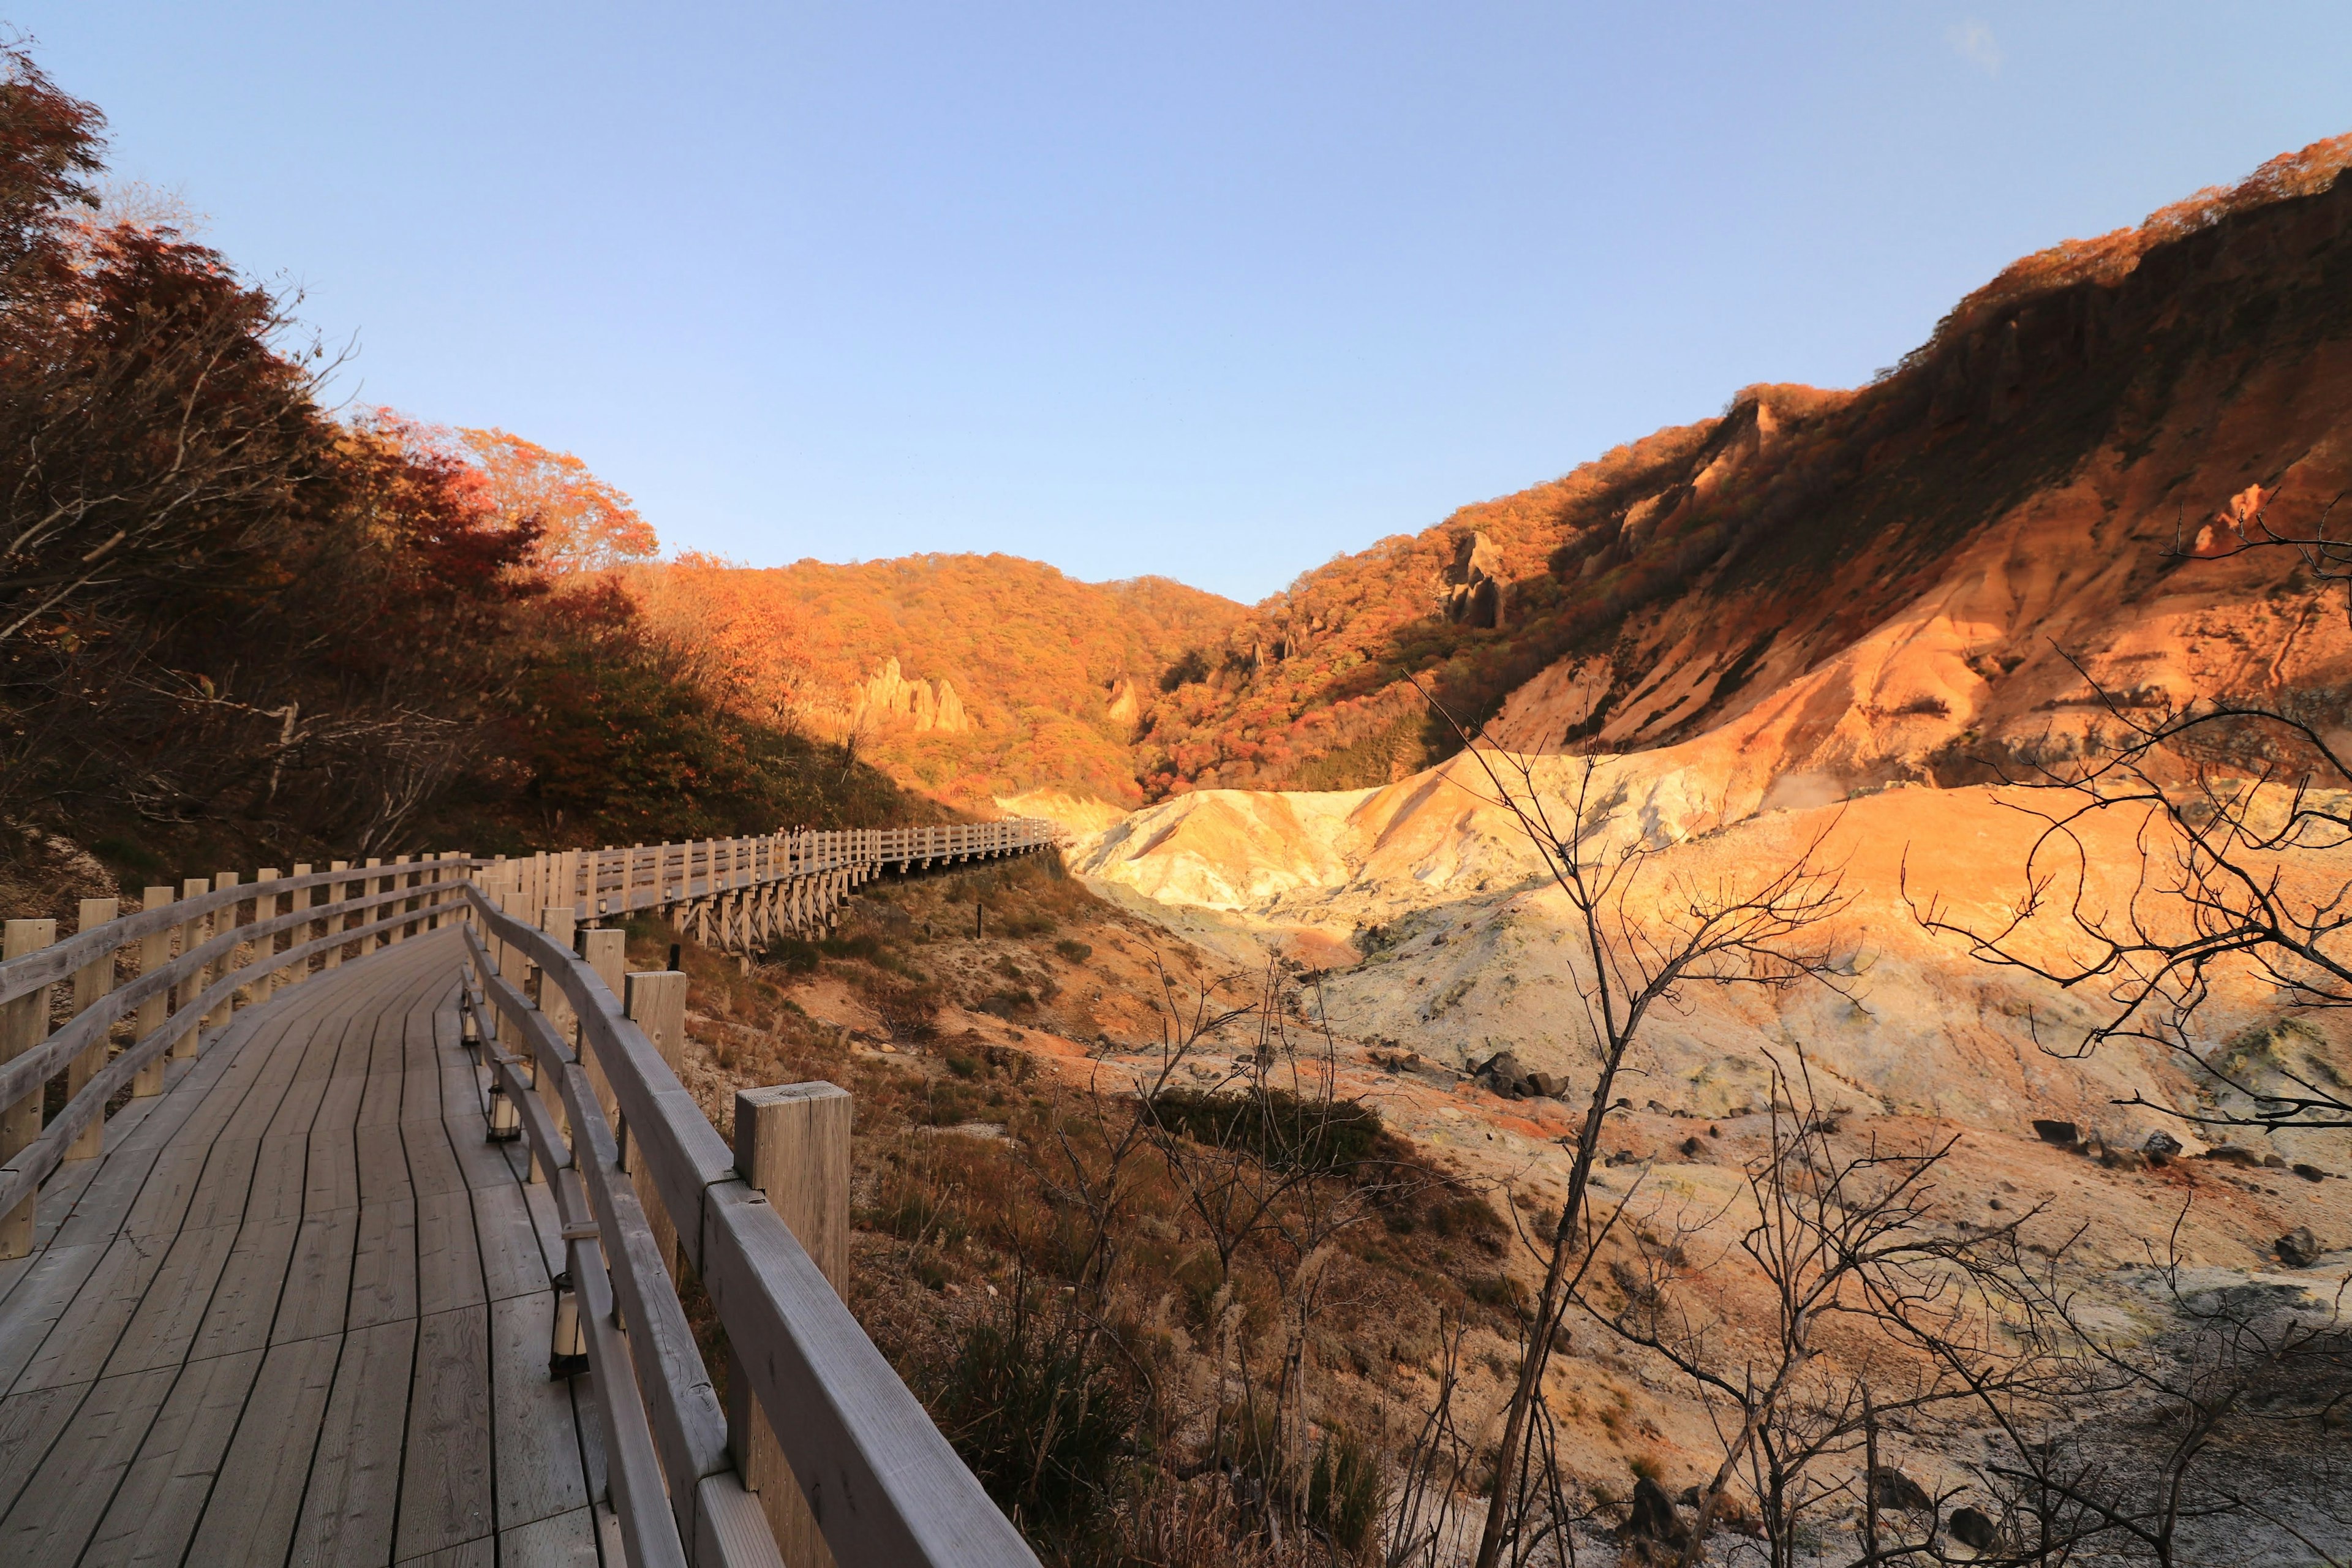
<box><xmin>630</xmin><ymin>553</ymin><xmax>1245</xmax><ymax>808</ymax></box>
<box><xmin>458</xmin><ymin>426</ymin><xmax>658</xmax><ymax>575</ymax></box>
<box><xmin>631</xmin><ymin>551</ymin><xmax>820</xmax><ymax>729</ymax></box>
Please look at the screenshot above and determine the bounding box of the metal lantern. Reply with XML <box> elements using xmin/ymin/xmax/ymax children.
<box><xmin>486</xmin><ymin>1079</ymin><xmax>521</xmax><ymax>1142</ymax></box>
<box><xmin>548</xmin><ymin>1271</ymin><xmax>589</xmax><ymax>1378</ymax></box>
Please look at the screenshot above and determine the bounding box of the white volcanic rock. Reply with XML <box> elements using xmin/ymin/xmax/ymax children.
<box><xmin>1069</xmin><ymin>750</ymin><xmax>2352</xmax><ymax>1178</ymax></box>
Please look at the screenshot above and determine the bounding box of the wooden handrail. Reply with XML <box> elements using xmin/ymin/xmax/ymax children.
<box><xmin>464</xmin><ymin>946</ymin><xmax>706</xmax><ymax>1568</ymax></box>
<box><xmin>0</xmin><ymin>819</ymin><xmax>1054</xmax><ymax>1563</ymax></box>
<box><xmin>464</xmin><ymin>887</ymin><xmax>1041</xmax><ymax>1568</ymax></box>
<box><xmin>0</xmin><ymin>855</ymin><xmax>483</xmax><ymax>1009</ymax></box>
<box><xmin>462</xmin><ymin>923</ymin><xmax>744</xmax><ymax>1563</ymax></box>
<box><xmin>0</xmin><ymin>864</ymin><xmax>472</xmax><ymax>1226</ymax></box>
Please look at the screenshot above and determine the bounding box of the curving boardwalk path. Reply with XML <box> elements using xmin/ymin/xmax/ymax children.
<box><xmin>0</xmin><ymin>930</ymin><xmax>611</xmax><ymax>1567</ymax></box>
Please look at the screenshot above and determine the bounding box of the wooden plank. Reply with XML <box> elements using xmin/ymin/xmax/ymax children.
<box><xmin>98</xmin><ymin>1220</ymin><xmax>241</xmax><ymax>1379</ymax></box>
<box><xmin>174</xmin><ymin>1137</ymin><xmax>265</xmax><ymax>1234</ymax></box>
<box><xmin>417</xmin><ymin>1189</ymin><xmax>486</xmax><ymax>1317</ymax></box>
<box><xmin>570</xmin><ymin>1376</ymin><xmax>609</xmax><ymax>1512</ymax></box>
<box><xmin>734</xmin><ymin>1082</ymin><xmax>851</xmax><ymax>1568</ymax></box>
<box><xmin>396</xmin><ymin>1537</ymin><xmax>494</xmax><ymax>1568</ymax></box>
<box><xmin>516</xmin><ymin>1176</ymin><xmax>568</xmax><ymax>1283</ymax></box>
<box><xmin>42</xmin><ymin>1038</ymin><xmax>246</xmax><ymax>1256</ymax></box>
<box><xmin>443</xmin><ymin>1074</ymin><xmax>514</xmax><ymax>1193</ymax></box>
<box><xmin>271</xmin><ymin>1207</ymin><xmax>358</xmax><ymax>1345</ymax></box>
<box><xmin>355</xmin><ymin>1120</ymin><xmax>412</xmax><ymax>1205</ymax></box>
<box><xmin>0</xmin><ymin>1381</ymin><xmax>80</xmax><ymax>1521</ymax></box>
<box><xmin>471</xmin><ymin>1182</ymin><xmax>548</xmax><ymax>1304</ymax></box>
<box><xmin>0</xmin><ymin>1363</ymin><xmax>177</xmax><ymax>1566</ymax></box>
<box><xmin>502</xmin><ymin>1505</ymin><xmax>600</xmax><ymax>1567</ymax></box>
<box><xmin>179</xmin><ymin>1333</ymin><xmax>341</xmax><ymax>1567</ymax></box>
<box><xmin>1</xmin><ymin>918</ymin><xmax>59</xmax><ymax>1261</ymax></box>
<box><xmin>287</xmin><ymin>1317</ymin><xmax>416</xmax><ymax>1564</ymax></box>
<box><xmin>303</xmin><ymin>1129</ymin><xmax>360</xmax><ymax>1214</ymax></box>
<box><xmin>395</xmin><ymin>1303</ymin><xmax>493</xmax><ymax>1561</ymax></box>
<box><xmin>238</xmin><ymin>1133</ymin><xmax>311</xmax><ymax>1226</ymax></box>
<box><xmin>184</xmin><ymin>1215</ymin><xmax>300</xmax><ymax>1362</ymax></box>
<box><xmin>78</xmin><ymin>1345</ymin><xmax>263</xmax><ymax>1566</ymax></box>
<box><xmin>347</xmin><ymin>1199</ymin><xmax>420</xmax><ymax>1331</ymax></box>
<box><xmin>403</xmin><ymin>1102</ymin><xmax>470</xmax><ymax>1200</ymax></box>
<box><xmin>702</xmin><ymin>1182</ymin><xmax>1042</xmax><ymax>1568</ymax></box>
<box><xmin>489</xmin><ymin>1292</ymin><xmax>588</xmax><ymax>1531</ymax></box>
<box><xmin>0</xmin><ymin>1242</ymin><xmax>109</xmax><ymax>1392</ymax></box>
<box><xmin>8</xmin><ymin>1231</ymin><xmax>172</xmax><ymax>1394</ymax></box>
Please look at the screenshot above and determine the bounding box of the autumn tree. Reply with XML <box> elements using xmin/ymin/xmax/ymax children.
<box><xmin>457</xmin><ymin>424</ymin><xmax>658</xmax><ymax>575</ymax></box>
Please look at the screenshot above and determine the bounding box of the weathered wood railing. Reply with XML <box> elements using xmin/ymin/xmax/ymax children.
<box><xmin>489</xmin><ymin>820</ymin><xmax>1057</xmax><ymax>954</ymax></box>
<box><xmin>0</xmin><ymin>821</ymin><xmax>1054</xmax><ymax>1567</ymax></box>
<box><xmin>459</xmin><ymin>889</ymin><xmax>1040</xmax><ymax>1568</ymax></box>
<box><xmin>0</xmin><ymin>854</ymin><xmax>477</xmax><ymax>1254</ymax></box>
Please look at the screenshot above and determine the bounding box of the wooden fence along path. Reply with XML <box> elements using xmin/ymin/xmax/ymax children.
<box><xmin>0</xmin><ymin>821</ymin><xmax>1054</xmax><ymax>1566</ymax></box>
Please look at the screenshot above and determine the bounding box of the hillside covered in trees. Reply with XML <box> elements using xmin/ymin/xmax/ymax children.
<box><xmin>631</xmin><ymin>552</ymin><xmax>1244</xmax><ymax>808</ymax></box>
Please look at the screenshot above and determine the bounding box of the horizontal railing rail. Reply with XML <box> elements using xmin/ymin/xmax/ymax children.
<box><xmin>0</xmin><ymin>817</ymin><xmax>1055</xmax><ymax>1564</ymax></box>
<box><xmin>0</xmin><ymin>854</ymin><xmax>479</xmax><ymax>1009</ymax></box>
<box><xmin>508</xmin><ymin>820</ymin><xmax>1057</xmax><ymax>921</ymax></box>
<box><xmin>463</xmin><ymin>885</ymin><xmax>1041</xmax><ymax>1568</ymax></box>
<box><xmin>460</xmin><ymin>929</ymin><xmax>718</xmax><ymax>1568</ymax></box>
<box><xmin>0</xmin><ymin>859</ymin><xmax>476</xmax><ymax>1242</ymax></box>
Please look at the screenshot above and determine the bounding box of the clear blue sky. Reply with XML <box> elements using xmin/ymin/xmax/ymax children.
<box><xmin>19</xmin><ymin>4</ymin><xmax>2352</xmax><ymax>602</ymax></box>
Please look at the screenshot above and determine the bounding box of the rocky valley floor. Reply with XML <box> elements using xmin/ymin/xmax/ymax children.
<box><xmin>633</xmin><ymin>787</ymin><xmax>2351</xmax><ymax>1565</ymax></box>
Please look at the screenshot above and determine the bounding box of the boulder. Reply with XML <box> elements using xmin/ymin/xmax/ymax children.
<box><xmin>2277</xmin><ymin>1226</ymin><xmax>2327</xmax><ymax>1268</ymax></box>
<box><xmin>1868</xmin><ymin>1465</ymin><xmax>1931</xmax><ymax>1512</ymax></box>
<box><xmin>1624</xmin><ymin>1476</ymin><xmax>1692</xmax><ymax>1550</ymax></box>
<box><xmin>2032</xmin><ymin>1119</ymin><xmax>2079</xmax><ymax>1146</ymax></box>
<box><xmin>2294</xmin><ymin>1163</ymin><xmax>2332</xmax><ymax>1183</ymax></box>
<box><xmin>2143</xmin><ymin>1129</ymin><xmax>2183</xmax><ymax>1159</ymax></box>
<box><xmin>1475</xmin><ymin>1050</ymin><xmax>1536</xmax><ymax>1098</ymax></box>
<box><xmin>1949</xmin><ymin>1507</ymin><xmax>2000</xmax><ymax>1552</ymax></box>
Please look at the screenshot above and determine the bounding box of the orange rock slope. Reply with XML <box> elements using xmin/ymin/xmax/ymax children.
<box><xmin>1132</xmin><ymin>137</ymin><xmax>2352</xmax><ymax>804</ymax></box>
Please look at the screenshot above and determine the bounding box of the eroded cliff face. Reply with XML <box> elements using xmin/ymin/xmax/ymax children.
<box><xmin>1135</xmin><ymin>153</ymin><xmax>2352</xmax><ymax>804</ymax></box>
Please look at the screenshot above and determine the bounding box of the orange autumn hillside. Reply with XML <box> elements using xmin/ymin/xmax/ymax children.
<box><xmin>631</xmin><ymin>552</ymin><xmax>1246</xmax><ymax>809</ymax></box>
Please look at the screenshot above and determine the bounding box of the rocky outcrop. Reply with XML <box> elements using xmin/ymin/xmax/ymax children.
<box><xmin>1439</xmin><ymin>530</ymin><xmax>1507</xmax><ymax>629</ymax></box>
<box><xmin>848</xmin><ymin>657</ymin><xmax>973</xmax><ymax>734</ymax></box>
<box><xmin>1106</xmin><ymin>677</ymin><xmax>1141</xmax><ymax>729</ymax></box>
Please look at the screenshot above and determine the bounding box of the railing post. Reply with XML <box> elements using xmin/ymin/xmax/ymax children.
<box><xmin>624</xmin><ymin>969</ymin><xmax>688</xmax><ymax>1281</ymax></box>
<box><xmin>355</xmin><ymin>858</ymin><xmax>379</xmax><ymax>951</ymax></box>
<box><xmin>254</xmin><ymin>869</ymin><xmax>282</xmax><ymax>995</ymax></box>
<box><xmin>176</xmin><ymin>878</ymin><xmax>210</xmax><ymax>1058</ymax></box>
<box><xmin>285</xmin><ymin>865</ymin><xmax>312</xmax><ymax>988</ymax></box>
<box><xmin>732</xmin><ymin>1080</ymin><xmax>851</xmax><ymax>1568</ymax></box>
<box><xmin>1</xmin><ymin>918</ymin><xmax>58</xmax><ymax>1257</ymax></box>
<box><xmin>65</xmin><ymin>897</ymin><xmax>119</xmax><ymax>1160</ymax></box>
<box><xmin>323</xmin><ymin>862</ymin><xmax>349</xmax><ymax>970</ymax></box>
<box><xmin>134</xmin><ymin>886</ymin><xmax>175</xmax><ymax>1096</ymax></box>
<box><xmin>391</xmin><ymin>854</ymin><xmax>415</xmax><ymax>943</ymax></box>
<box><xmin>537</xmin><ymin>904</ymin><xmax>577</xmax><ymax>1173</ymax></box>
<box><xmin>208</xmin><ymin>872</ymin><xmax>240</xmax><ymax>1026</ymax></box>
<box><xmin>580</xmin><ymin>929</ymin><xmax>626</xmax><ymax>1126</ymax></box>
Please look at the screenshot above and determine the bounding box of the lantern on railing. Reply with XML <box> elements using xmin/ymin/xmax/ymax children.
<box><xmin>549</xmin><ymin>1270</ymin><xmax>589</xmax><ymax>1378</ymax></box>
<box><xmin>486</xmin><ymin>1079</ymin><xmax>521</xmax><ymax>1141</ymax></box>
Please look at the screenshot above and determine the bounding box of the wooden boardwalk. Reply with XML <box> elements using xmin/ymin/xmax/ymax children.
<box><xmin>0</xmin><ymin>930</ymin><xmax>609</xmax><ymax>1567</ymax></box>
